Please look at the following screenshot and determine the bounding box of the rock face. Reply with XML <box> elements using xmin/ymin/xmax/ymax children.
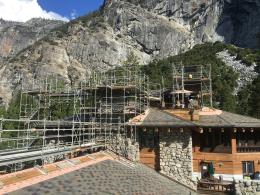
<box><xmin>217</xmin><ymin>50</ymin><xmax>258</xmax><ymax>93</ymax></box>
<box><xmin>159</xmin><ymin>129</ymin><xmax>196</xmax><ymax>189</ymax></box>
<box><xmin>0</xmin><ymin>18</ymin><xmax>63</xmax><ymax>105</ymax></box>
<box><xmin>0</xmin><ymin>18</ymin><xmax>64</xmax><ymax>61</ymax></box>
<box><xmin>0</xmin><ymin>0</ymin><xmax>260</xmax><ymax>105</ymax></box>
<box><xmin>117</xmin><ymin>0</ymin><xmax>260</xmax><ymax>49</ymax></box>
<box><xmin>217</xmin><ymin>0</ymin><xmax>260</xmax><ymax>49</ymax></box>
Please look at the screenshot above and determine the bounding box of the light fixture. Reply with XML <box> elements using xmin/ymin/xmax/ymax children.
<box><xmin>233</xmin><ymin>128</ymin><xmax>237</xmax><ymax>133</ymax></box>
<box><xmin>208</xmin><ymin>128</ymin><xmax>212</xmax><ymax>133</ymax></box>
<box><xmin>218</xmin><ymin>162</ymin><xmax>223</xmax><ymax>167</ymax></box>
<box><xmin>168</xmin><ymin>128</ymin><xmax>171</xmax><ymax>133</ymax></box>
<box><xmin>221</xmin><ymin>128</ymin><xmax>224</xmax><ymax>133</ymax></box>
<box><xmin>180</xmin><ymin>128</ymin><xmax>184</xmax><ymax>133</ymax></box>
<box><xmin>242</xmin><ymin>128</ymin><xmax>245</xmax><ymax>133</ymax></box>
<box><xmin>251</xmin><ymin>128</ymin><xmax>254</xmax><ymax>133</ymax></box>
<box><xmin>143</xmin><ymin>127</ymin><xmax>146</xmax><ymax>132</ymax></box>
<box><xmin>155</xmin><ymin>128</ymin><xmax>159</xmax><ymax>132</ymax></box>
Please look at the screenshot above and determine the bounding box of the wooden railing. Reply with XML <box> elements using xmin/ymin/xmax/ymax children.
<box><xmin>237</xmin><ymin>146</ymin><xmax>260</xmax><ymax>153</ymax></box>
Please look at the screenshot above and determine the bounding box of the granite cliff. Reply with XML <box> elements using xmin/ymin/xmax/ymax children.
<box><xmin>0</xmin><ymin>18</ymin><xmax>64</xmax><ymax>62</ymax></box>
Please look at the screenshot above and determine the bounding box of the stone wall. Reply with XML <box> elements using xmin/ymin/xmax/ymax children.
<box><xmin>159</xmin><ymin>129</ymin><xmax>197</xmax><ymax>190</ymax></box>
<box><xmin>107</xmin><ymin>134</ymin><xmax>139</xmax><ymax>162</ymax></box>
<box><xmin>234</xmin><ymin>180</ymin><xmax>260</xmax><ymax>195</ymax></box>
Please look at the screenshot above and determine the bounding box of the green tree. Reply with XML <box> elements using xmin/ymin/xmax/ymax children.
<box><xmin>219</xmin><ymin>85</ymin><xmax>236</xmax><ymax>112</ymax></box>
<box><xmin>142</xmin><ymin>42</ymin><xmax>239</xmax><ymax>111</ymax></box>
<box><xmin>249</xmin><ymin>71</ymin><xmax>260</xmax><ymax>118</ymax></box>
<box><xmin>257</xmin><ymin>33</ymin><xmax>260</xmax><ymax>49</ymax></box>
<box><xmin>0</xmin><ymin>106</ymin><xmax>6</xmax><ymax>117</ymax></box>
<box><xmin>236</xmin><ymin>85</ymin><xmax>252</xmax><ymax>115</ymax></box>
<box><xmin>123</xmin><ymin>51</ymin><xmax>141</xmax><ymax>72</ymax></box>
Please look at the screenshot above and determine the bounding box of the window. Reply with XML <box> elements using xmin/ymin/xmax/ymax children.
<box><xmin>242</xmin><ymin>161</ymin><xmax>255</xmax><ymax>177</ymax></box>
<box><xmin>200</xmin><ymin>130</ymin><xmax>231</xmax><ymax>152</ymax></box>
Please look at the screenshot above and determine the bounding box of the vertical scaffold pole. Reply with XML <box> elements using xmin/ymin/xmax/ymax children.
<box><xmin>181</xmin><ymin>65</ymin><xmax>185</xmax><ymax>109</ymax></box>
<box><xmin>172</xmin><ymin>63</ymin><xmax>175</xmax><ymax>108</ymax></box>
<box><xmin>209</xmin><ymin>64</ymin><xmax>213</xmax><ymax>108</ymax></box>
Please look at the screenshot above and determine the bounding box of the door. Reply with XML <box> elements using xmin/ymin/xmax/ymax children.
<box><xmin>201</xmin><ymin>162</ymin><xmax>210</xmax><ymax>179</ymax></box>
<box><xmin>139</xmin><ymin>129</ymin><xmax>159</xmax><ymax>170</ymax></box>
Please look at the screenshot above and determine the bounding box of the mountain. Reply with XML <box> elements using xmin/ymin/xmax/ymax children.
<box><xmin>118</xmin><ymin>0</ymin><xmax>260</xmax><ymax>48</ymax></box>
<box><xmin>0</xmin><ymin>0</ymin><xmax>260</xmax><ymax>106</ymax></box>
<box><xmin>0</xmin><ymin>18</ymin><xmax>64</xmax><ymax>106</ymax></box>
<box><xmin>0</xmin><ymin>18</ymin><xmax>64</xmax><ymax>62</ymax></box>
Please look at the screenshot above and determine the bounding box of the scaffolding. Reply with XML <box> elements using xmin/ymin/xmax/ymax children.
<box><xmin>172</xmin><ymin>64</ymin><xmax>213</xmax><ymax>108</ymax></box>
<box><xmin>0</xmin><ymin>65</ymin><xmax>161</xmax><ymax>172</ymax></box>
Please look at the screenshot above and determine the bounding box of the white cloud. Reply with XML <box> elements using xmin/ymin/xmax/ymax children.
<box><xmin>0</xmin><ymin>0</ymin><xmax>69</xmax><ymax>22</ymax></box>
<box><xmin>70</xmin><ymin>9</ymin><xmax>78</xmax><ymax>20</ymax></box>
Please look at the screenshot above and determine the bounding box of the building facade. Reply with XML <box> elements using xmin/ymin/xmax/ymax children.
<box><xmin>128</xmin><ymin>107</ymin><xmax>260</xmax><ymax>189</ymax></box>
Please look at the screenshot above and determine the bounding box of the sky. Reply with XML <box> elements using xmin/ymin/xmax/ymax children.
<box><xmin>0</xmin><ymin>0</ymin><xmax>104</xmax><ymax>22</ymax></box>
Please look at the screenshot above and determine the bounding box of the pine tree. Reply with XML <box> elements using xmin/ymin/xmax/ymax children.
<box><xmin>249</xmin><ymin>73</ymin><xmax>260</xmax><ymax>118</ymax></box>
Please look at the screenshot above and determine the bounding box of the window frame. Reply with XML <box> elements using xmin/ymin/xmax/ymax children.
<box><xmin>242</xmin><ymin>161</ymin><xmax>255</xmax><ymax>177</ymax></box>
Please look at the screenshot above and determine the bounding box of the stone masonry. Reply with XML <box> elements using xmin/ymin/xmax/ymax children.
<box><xmin>159</xmin><ymin>129</ymin><xmax>197</xmax><ymax>190</ymax></box>
<box><xmin>234</xmin><ymin>180</ymin><xmax>260</xmax><ymax>195</ymax></box>
<box><xmin>108</xmin><ymin>134</ymin><xmax>140</xmax><ymax>162</ymax></box>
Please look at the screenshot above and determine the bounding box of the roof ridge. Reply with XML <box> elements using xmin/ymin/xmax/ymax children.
<box><xmin>217</xmin><ymin>114</ymin><xmax>234</xmax><ymax>127</ymax></box>
<box><xmin>159</xmin><ymin>109</ymin><xmax>196</xmax><ymax>126</ymax></box>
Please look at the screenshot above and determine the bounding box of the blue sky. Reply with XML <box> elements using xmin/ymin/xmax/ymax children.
<box><xmin>38</xmin><ymin>0</ymin><xmax>104</xmax><ymax>20</ymax></box>
<box><xmin>0</xmin><ymin>0</ymin><xmax>104</xmax><ymax>22</ymax></box>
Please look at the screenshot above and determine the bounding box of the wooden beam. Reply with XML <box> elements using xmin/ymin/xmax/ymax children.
<box><xmin>193</xmin><ymin>131</ymin><xmax>201</xmax><ymax>152</ymax></box>
<box><xmin>194</xmin><ymin>127</ymin><xmax>204</xmax><ymax>134</ymax></box>
<box><xmin>231</xmin><ymin>132</ymin><xmax>237</xmax><ymax>154</ymax></box>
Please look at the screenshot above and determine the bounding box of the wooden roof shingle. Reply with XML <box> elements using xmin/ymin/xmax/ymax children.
<box><xmin>128</xmin><ymin>108</ymin><xmax>195</xmax><ymax>127</ymax></box>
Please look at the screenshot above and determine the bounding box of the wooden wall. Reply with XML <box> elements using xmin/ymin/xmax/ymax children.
<box><xmin>193</xmin><ymin>151</ymin><xmax>260</xmax><ymax>175</ymax></box>
<box><xmin>193</xmin><ymin>128</ymin><xmax>260</xmax><ymax>176</ymax></box>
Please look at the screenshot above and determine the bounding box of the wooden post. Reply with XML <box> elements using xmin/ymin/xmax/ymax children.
<box><xmin>194</xmin><ymin>146</ymin><xmax>200</xmax><ymax>152</ymax></box>
<box><xmin>193</xmin><ymin>130</ymin><xmax>201</xmax><ymax>152</ymax></box>
<box><xmin>231</xmin><ymin>131</ymin><xmax>237</xmax><ymax>154</ymax></box>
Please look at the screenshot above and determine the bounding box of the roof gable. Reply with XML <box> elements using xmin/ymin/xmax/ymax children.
<box><xmin>128</xmin><ymin>108</ymin><xmax>195</xmax><ymax>127</ymax></box>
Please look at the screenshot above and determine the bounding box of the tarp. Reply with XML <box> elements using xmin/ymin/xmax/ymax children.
<box><xmin>209</xmin><ymin>162</ymin><xmax>214</xmax><ymax>176</ymax></box>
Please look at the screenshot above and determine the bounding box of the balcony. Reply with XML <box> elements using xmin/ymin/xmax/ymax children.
<box><xmin>237</xmin><ymin>146</ymin><xmax>260</xmax><ymax>153</ymax></box>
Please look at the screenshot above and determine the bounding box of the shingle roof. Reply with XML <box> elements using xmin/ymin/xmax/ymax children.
<box><xmin>195</xmin><ymin>110</ymin><xmax>260</xmax><ymax>128</ymax></box>
<box><xmin>194</xmin><ymin>113</ymin><xmax>232</xmax><ymax>127</ymax></box>
<box><xmin>128</xmin><ymin>108</ymin><xmax>195</xmax><ymax>127</ymax></box>
<box><xmin>129</xmin><ymin>108</ymin><xmax>260</xmax><ymax>128</ymax></box>
<box><xmin>9</xmin><ymin>159</ymin><xmax>196</xmax><ymax>195</ymax></box>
